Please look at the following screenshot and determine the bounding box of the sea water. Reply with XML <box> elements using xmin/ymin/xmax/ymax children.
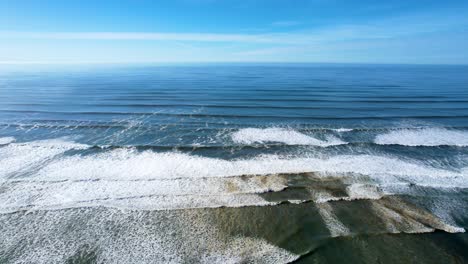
<box><xmin>0</xmin><ymin>64</ymin><xmax>467</xmax><ymax>263</ymax></box>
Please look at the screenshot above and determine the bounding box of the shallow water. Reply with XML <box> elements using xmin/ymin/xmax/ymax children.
<box><xmin>0</xmin><ymin>64</ymin><xmax>467</xmax><ymax>263</ymax></box>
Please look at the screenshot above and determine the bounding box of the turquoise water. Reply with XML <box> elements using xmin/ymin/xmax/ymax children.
<box><xmin>0</xmin><ymin>64</ymin><xmax>467</xmax><ymax>263</ymax></box>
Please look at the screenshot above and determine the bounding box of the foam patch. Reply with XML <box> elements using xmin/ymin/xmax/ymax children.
<box><xmin>231</xmin><ymin>127</ymin><xmax>346</xmax><ymax>146</ymax></box>
<box><xmin>25</xmin><ymin>150</ymin><xmax>467</xmax><ymax>189</ymax></box>
<box><xmin>0</xmin><ymin>136</ymin><xmax>15</xmax><ymax>145</ymax></box>
<box><xmin>375</xmin><ymin>128</ymin><xmax>468</xmax><ymax>146</ymax></box>
<box><xmin>0</xmin><ymin>138</ymin><xmax>88</xmax><ymax>179</ymax></box>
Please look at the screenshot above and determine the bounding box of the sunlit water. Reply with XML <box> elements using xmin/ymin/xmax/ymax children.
<box><xmin>1</xmin><ymin>64</ymin><xmax>468</xmax><ymax>263</ymax></box>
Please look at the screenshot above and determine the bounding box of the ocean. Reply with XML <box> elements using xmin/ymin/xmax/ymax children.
<box><xmin>0</xmin><ymin>64</ymin><xmax>467</xmax><ymax>263</ymax></box>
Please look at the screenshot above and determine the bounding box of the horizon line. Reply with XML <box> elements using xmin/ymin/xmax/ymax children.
<box><xmin>1</xmin><ymin>61</ymin><xmax>467</xmax><ymax>67</ymax></box>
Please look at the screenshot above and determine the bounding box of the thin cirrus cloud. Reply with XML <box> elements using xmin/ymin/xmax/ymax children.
<box><xmin>0</xmin><ymin>27</ymin><xmax>429</xmax><ymax>46</ymax></box>
<box><xmin>0</xmin><ymin>9</ymin><xmax>467</xmax><ymax>64</ymax></box>
<box><xmin>1</xmin><ymin>10</ymin><xmax>466</xmax><ymax>45</ymax></box>
<box><xmin>2</xmin><ymin>31</ymin><xmax>286</xmax><ymax>43</ymax></box>
<box><xmin>272</xmin><ymin>21</ymin><xmax>302</xmax><ymax>27</ymax></box>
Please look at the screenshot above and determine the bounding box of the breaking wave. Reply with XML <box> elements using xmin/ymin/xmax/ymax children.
<box><xmin>231</xmin><ymin>127</ymin><xmax>346</xmax><ymax>146</ymax></box>
<box><xmin>375</xmin><ymin>128</ymin><xmax>468</xmax><ymax>146</ymax></box>
<box><xmin>0</xmin><ymin>138</ymin><xmax>467</xmax><ymax>214</ymax></box>
<box><xmin>1</xmin><ymin>138</ymin><xmax>466</xmax><ymax>185</ymax></box>
<box><xmin>6</xmin><ymin>148</ymin><xmax>464</xmax><ymax>186</ymax></box>
<box><xmin>0</xmin><ymin>136</ymin><xmax>15</xmax><ymax>145</ymax></box>
<box><xmin>0</xmin><ymin>138</ymin><xmax>88</xmax><ymax>179</ymax></box>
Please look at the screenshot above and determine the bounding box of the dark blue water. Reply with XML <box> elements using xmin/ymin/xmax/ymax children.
<box><xmin>1</xmin><ymin>64</ymin><xmax>468</xmax><ymax>263</ymax></box>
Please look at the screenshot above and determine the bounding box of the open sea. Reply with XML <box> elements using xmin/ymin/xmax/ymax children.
<box><xmin>1</xmin><ymin>64</ymin><xmax>468</xmax><ymax>263</ymax></box>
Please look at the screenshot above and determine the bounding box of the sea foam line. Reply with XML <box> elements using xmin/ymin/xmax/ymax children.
<box><xmin>1</xmin><ymin>140</ymin><xmax>466</xmax><ymax>186</ymax></box>
<box><xmin>0</xmin><ymin>138</ymin><xmax>88</xmax><ymax>179</ymax></box>
<box><xmin>0</xmin><ymin>136</ymin><xmax>15</xmax><ymax>145</ymax></box>
<box><xmin>37</xmin><ymin>152</ymin><xmax>468</xmax><ymax>185</ymax></box>
<box><xmin>231</xmin><ymin>127</ymin><xmax>346</xmax><ymax>146</ymax></box>
<box><xmin>375</xmin><ymin>127</ymin><xmax>468</xmax><ymax>146</ymax></box>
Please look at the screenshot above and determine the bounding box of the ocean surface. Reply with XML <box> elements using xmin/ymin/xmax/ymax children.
<box><xmin>1</xmin><ymin>64</ymin><xmax>468</xmax><ymax>263</ymax></box>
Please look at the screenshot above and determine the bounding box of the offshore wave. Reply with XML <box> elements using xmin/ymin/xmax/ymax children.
<box><xmin>375</xmin><ymin>128</ymin><xmax>468</xmax><ymax>146</ymax></box>
<box><xmin>231</xmin><ymin>128</ymin><xmax>346</xmax><ymax>146</ymax></box>
<box><xmin>3</xmin><ymin>138</ymin><xmax>466</xmax><ymax>159</ymax></box>
<box><xmin>230</xmin><ymin>127</ymin><xmax>468</xmax><ymax>147</ymax></box>
<box><xmin>231</xmin><ymin>127</ymin><xmax>468</xmax><ymax>147</ymax></box>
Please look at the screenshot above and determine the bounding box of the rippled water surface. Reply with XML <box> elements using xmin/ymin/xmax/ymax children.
<box><xmin>1</xmin><ymin>64</ymin><xmax>468</xmax><ymax>263</ymax></box>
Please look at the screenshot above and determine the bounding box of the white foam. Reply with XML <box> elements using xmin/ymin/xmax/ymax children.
<box><xmin>200</xmin><ymin>237</ymin><xmax>299</xmax><ymax>264</ymax></box>
<box><xmin>1</xmin><ymin>138</ymin><xmax>467</xmax><ymax>212</ymax></box>
<box><xmin>231</xmin><ymin>127</ymin><xmax>346</xmax><ymax>146</ymax></box>
<box><xmin>333</xmin><ymin>128</ymin><xmax>354</xmax><ymax>132</ymax></box>
<box><xmin>0</xmin><ymin>176</ymin><xmax>289</xmax><ymax>212</ymax></box>
<box><xmin>0</xmin><ymin>180</ymin><xmax>390</xmax><ymax>212</ymax></box>
<box><xmin>345</xmin><ymin>184</ymin><xmax>383</xmax><ymax>200</ymax></box>
<box><xmin>375</xmin><ymin>128</ymin><xmax>468</xmax><ymax>146</ymax></box>
<box><xmin>0</xmin><ymin>138</ymin><xmax>88</xmax><ymax>179</ymax></box>
<box><xmin>0</xmin><ymin>208</ymin><xmax>299</xmax><ymax>263</ymax></box>
<box><xmin>0</xmin><ymin>192</ymin><xmax>282</xmax><ymax>213</ymax></box>
<box><xmin>26</xmin><ymin>150</ymin><xmax>466</xmax><ymax>186</ymax></box>
<box><xmin>0</xmin><ymin>136</ymin><xmax>15</xmax><ymax>145</ymax></box>
<box><xmin>317</xmin><ymin>203</ymin><xmax>351</xmax><ymax>237</ymax></box>
<box><xmin>0</xmin><ymin>147</ymin><xmax>464</xmax><ymax>212</ymax></box>
<box><xmin>369</xmin><ymin>200</ymin><xmax>435</xmax><ymax>234</ymax></box>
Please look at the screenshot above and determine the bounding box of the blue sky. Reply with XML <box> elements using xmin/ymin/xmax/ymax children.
<box><xmin>1</xmin><ymin>0</ymin><xmax>468</xmax><ymax>64</ymax></box>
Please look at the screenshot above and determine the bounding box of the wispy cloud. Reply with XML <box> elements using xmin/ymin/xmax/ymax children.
<box><xmin>1</xmin><ymin>8</ymin><xmax>467</xmax><ymax>64</ymax></box>
<box><xmin>2</xmin><ymin>9</ymin><xmax>466</xmax><ymax>45</ymax></box>
<box><xmin>272</xmin><ymin>21</ymin><xmax>301</xmax><ymax>27</ymax></box>
<box><xmin>1</xmin><ymin>31</ymin><xmax>284</xmax><ymax>43</ymax></box>
<box><xmin>0</xmin><ymin>26</ymin><xmax>429</xmax><ymax>46</ymax></box>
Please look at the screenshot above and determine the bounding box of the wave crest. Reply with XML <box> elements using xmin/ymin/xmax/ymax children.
<box><xmin>231</xmin><ymin>128</ymin><xmax>346</xmax><ymax>146</ymax></box>
<box><xmin>375</xmin><ymin>128</ymin><xmax>468</xmax><ymax>146</ymax></box>
<box><xmin>0</xmin><ymin>137</ymin><xmax>15</xmax><ymax>145</ymax></box>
